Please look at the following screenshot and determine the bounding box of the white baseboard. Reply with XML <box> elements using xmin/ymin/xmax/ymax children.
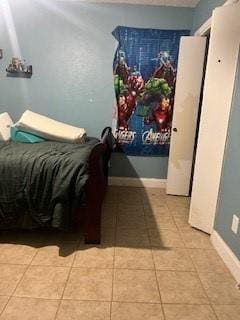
<box><xmin>108</xmin><ymin>177</ymin><xmax>166</xmax><ymax>189</ymax></box>
<box><xmin>211</xmin><ymin>231</ymin><xmax>240</xmax><ymax>283</ymax></box>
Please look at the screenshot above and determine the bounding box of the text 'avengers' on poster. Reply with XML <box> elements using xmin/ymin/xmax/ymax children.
<box><xmin>112</xmin><ymin>26</ymin><xmax>189</xmax><ymax>156</ymax></box>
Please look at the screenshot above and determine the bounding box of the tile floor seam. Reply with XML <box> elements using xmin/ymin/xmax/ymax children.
<box><xmin>151</xmin><ymin>193</ymin><xmax>218</xmax><ymax>318</ymax></box>
<box><xmin>1</xmin><ymin>188</ymin><xmax>238</xmax><ymax>319</ymax></box>
<box><xmin>186</xmin><ymin>248</ymin><xmax>231</xmax><ymax>275</ymax></box>
<box><xmin>0</xmin><ymin>296</ymin><xmax>11</xmax><ymax>318</ymax></box>
<box><xmin>0</xmin><ymin>248</ymin><xmax>40</xmax><ymax>317</ymax></box>
<box><xmin>110</xmin><ymin>201</ymin><xmax>118</xmax><ymax>320</ymax></box>
<box><xmin>53</xmin><ymin>247</ymin><xmax>77</xmax><ymax>320</ymax></box>
<box><xmin>163</xmin><ymin>197</ymin><xmax>191</xmax><ymax>251</ymax></box>
<box><xmin>186</xmin><ymin>244</ymin><xmax>220</xmax><ymax>320</ymax></box>
<box><xmin>141</xmin><ymin>197</ymin><xmax>166</xmax><ymax>320</ymax></box>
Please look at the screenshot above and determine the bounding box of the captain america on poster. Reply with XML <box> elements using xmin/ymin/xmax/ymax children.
<box><xmin>112</xmin><ymin>26</ymin><xmax>189</xmax><ymax>156</ymax></box>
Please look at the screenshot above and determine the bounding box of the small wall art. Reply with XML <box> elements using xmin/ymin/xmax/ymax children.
<box><xmin>0</xmin><ymin>49</ymin><xmax>3</xmax><ymax>59</ymax></box>
<box><xmin>6</xmin><ymin>57</ymin><xmax>32</xmax><ymax>78</ymax></box>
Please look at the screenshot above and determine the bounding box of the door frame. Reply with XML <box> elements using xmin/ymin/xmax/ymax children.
<box><xmin>194</xmin><ymin>0</ymin><xmax>239</xmax><ymax>37</ymax></box>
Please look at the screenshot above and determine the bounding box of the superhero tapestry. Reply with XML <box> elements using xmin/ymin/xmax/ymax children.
<box><xmin>112</xmin><ymin>26</ymin><xmax>189</xmax><ymax>156</ymax></box>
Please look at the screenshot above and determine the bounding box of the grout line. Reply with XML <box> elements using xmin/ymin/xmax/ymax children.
<box><xmin>0</xmin><ymin>296</ymin><xmax>11</xmax><ymax>317</ymax></box>
<box><xmin>0</xmin><ymin>189</ymin><xmax>232</xmax><ymax>319</ymax></box>
<box><xmin>141</xmin><ymin>190</ymin><xmax>166</xmax><ymax>320</ymax></box>
<box><xmin>53</xmin><ymin>246</ymin><xmax>77</xmax><ymax>320</ymax></box>
<box><xmin>0</xmin><ymin>248</ymin><xmax>40</xmax><ymax>316</ymax></box>
<box><xmin>186</xmin><ymin>245</ymin><xmax>221</xmax><ymax>320</ymax></box>
<box><xmin>164</xmin><ymin>195</ymin><xmax>221</xmax><ymax>318</ymax></box>
<box><xmin>110</xmin><ymin>199</ymin><xmax>118</xmax><ymax>320</ymax></box>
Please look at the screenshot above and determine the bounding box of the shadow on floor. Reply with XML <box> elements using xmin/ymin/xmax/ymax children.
<box><xmin>0</xmin><ymin>153</ymin><xmax>191</xmax><ymax>258</ymax></box>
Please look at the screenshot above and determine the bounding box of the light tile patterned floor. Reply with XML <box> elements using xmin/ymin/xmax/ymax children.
<box><xmin>0</xmin><ymin>186</ymin><xmax>239</xmax><ymax>319</ymax></box>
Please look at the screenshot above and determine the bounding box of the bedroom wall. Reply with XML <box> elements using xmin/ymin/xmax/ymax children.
<box><xmin>192</xmin><ymin>0</ymin><xmax>225</xmax><ymax>33</ymax></box>
<box><xmin>0</xmin><ymin>0</ymin><xmax>193</xmax><ymax>179</ymax></box>
<box><xmin>214</xmin><ymin>55</ymin><xmax>240</xmax><ymax>259</ymax></box>
<box><xmin>192</xmin><ymin>0</ymin><xmax>240</xmax><ymax>259</ymax></box>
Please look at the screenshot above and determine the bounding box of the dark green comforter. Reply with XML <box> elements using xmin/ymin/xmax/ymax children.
<box><xmin>0</xmin><ymin>138</ymin><xmax>99</xmax><ymax>230</ymax></box>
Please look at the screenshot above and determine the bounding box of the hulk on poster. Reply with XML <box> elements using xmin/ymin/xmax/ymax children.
<box><xmin>112</xmin><ymin>26</ymin><xmax>189</xmax><ymax>156</ymax></box>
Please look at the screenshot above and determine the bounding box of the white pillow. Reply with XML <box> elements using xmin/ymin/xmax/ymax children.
<box><xmin>15</xmin><ymin>110</ymin><xmax>86</xmax><ymax>143</ymax></box>
<box><xmin>0</xmin><ymin>112</ymin><xmax>13</xmax><ymax>141</ymax></box>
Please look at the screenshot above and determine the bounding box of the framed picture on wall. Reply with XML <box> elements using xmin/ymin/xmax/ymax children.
<box><xmin>0</xmin><ymin>49</ymin><xmax>2</xmax><ymax>59</ymax></box>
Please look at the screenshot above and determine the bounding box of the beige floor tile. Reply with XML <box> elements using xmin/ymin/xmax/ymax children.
<box><xmin>111</xmin><ymin>302</ymin><xmax>164</xmax><ymax>320</ymax></box>
<box><xmin>180</xmin><ymin>228</ymin><xmax>212</xmax><ymax>249</ymax></box>
<box><xmin>0</xmin><ymin>231</ymin><xmax>47</xmax><ymax>245</ymax></box>
<box><xmin>73</xmin><ymin>246</ymin><xmax>114</xmax><ymax>268</ymax></box>
<box><xmin>0</xmin><ymin>297</ymin><xmax>59</xmax><ymax>320</ymax></box>
<box><xmin>117</xmin><ymin>212</ymin><xmax>146</xmax><ymax>229</ymax></box>
<box><xmin>144</xmin><ymin>205</ymin><xmax>171</xmax><ymax>217</ymax></box>
<box><xmin>117</xmin><ymin>187</ymin><xmax>142</xmax><ymax>196</ymax></box>
<box><xmin>163</xmin><ymin>304</ymin><xmax>217</xmax><ymax>320</ymax></box>
<box><xmin>141</xmin><ymin>187</ymin><xmax>166</xmax><ymax>196</ymax></box>
<box><xmin>142</xmin><ymin>194</ymin><xmax>167</xmax><ymax>207</ymax></box>
<box><xmin>56</xmin><ymin>300</ymin><xmax>110</xmax><ymax>320</ymax></box>
<box><xmin>152</xmin><ymin>247</ymin><xmax>195</xmax><ymax>271</ymax></box>
<box><xmin>31</xmin><ymin>230</ymin><xmax>80</xmax><ymax>244</ymax></box>
<box><xmin>116</xmin><ymin>227</ymin><xmax>150</xmax><ymax>247</ymax></box>
<box><xmin>0</xmin><ymin>265</ymin><xmax>27</xmax><ymax>296</ymax></box>
<box><xmin>0</xmin><ymin>244</ymin><xmax>37</xmax><ymax>265</ymax></box>
<box><xmin>149</xmin><ymin>229</ymin><xmax>185</xmax><ymax>248</ymax></box>
<box><xmin>173</xmin><ymin>215</ymin><xmax>192</xmax><ymax>230</ymax></box>
<box><xmin>31</xmin><ymin>243</ymin><xmax>76</xmax><ymax>267</ymax></box>
<box><xmin>101</xmin><ymin>206</ymin><xmax>117</xmax><ymax>229</ymax></box>
<box><xmin>114</xmin><ymin>247</ymin><xmax>154</xmax><ymax>269</ymax></box>
<box><xmin>113</xmin><ymin>269</ymin><xmax>160</xmax><ymax>303</ymax></box>
<box><xmin>166</xmin><ymin>196</ymin><xmax>190</xmax><ymax>209</ymax></box>
<box><xmin>212</xmin><ymin>305</ymin><xmax>240</xmax><ymax>320</ymax></box>
<box><xmin>100</xmin><ymin>228</ymin><xmax>116</xmax><ymax>246</ymax></box>
<box><xmin>14</xmin><ymin>266</ymin><xmax>69</xmax><ymax>299</ymax></box>
<box><xmin>118</xmin><ymin>205</ymin><xmax>145</xmax><ymax>216</ymax></box>
<box><xmin>146</xmin><ymin>215</ymin><xmax>178</xmax><ymax>231</ymax></box>
<box><xmin>170</xmin><ymin>206</ymin><xmax>190</xmax><ymax>217</ymax></box>
<box><xmin>63</xmin><ymin>268</ymin><xmax>113</xmax><ymax>301</ymax></box>
<box><xmin>199</xmin><ymin>272</ymin><xmax>240</xmax><ymax>304</ymax></box>
<box><xmin>188</xmin><ymin>249</ymin><xmax>229</xmax><ymax>273</ymax></box>
<box><xmin>118</xmin><ymin>193</ymin><xmax>142</xmax><ymax>206</ymax></box>
<box><xmin>0</xmin><ymin>297</ymin><xmax>9</xmax><ymax>314</ymax></box>
<box><xmin>156</xmin><ymin>271</ymin><xmax>209</xmax><ymax>304</ymax></box>
<box><xmin>103</xmin><ymin>186</ymin><xmax>119</xmax><ymax>205</ymax></box>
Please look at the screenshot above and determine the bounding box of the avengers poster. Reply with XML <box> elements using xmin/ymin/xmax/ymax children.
<box><xmin>112</xmin><ymin>26</ymin><xmax>189</xmax><ymax>156</ymax></box>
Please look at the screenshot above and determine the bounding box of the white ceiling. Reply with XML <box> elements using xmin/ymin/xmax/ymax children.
<box><xmin>76</xmin><ymin>0</ymin><xmax>201</xmax><ymax>7</ymax></box>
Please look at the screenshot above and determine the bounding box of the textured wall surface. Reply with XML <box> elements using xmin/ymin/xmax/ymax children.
<box><xmin>214</xmin><ymin>56</ymin><xmax>240</xmax><ymax>259</ymax></box>
<box><xmin>0</xmin><ymin>0</ymin><xmax>193</xmax><ymax>178</ymax></box>
<box><xmin>192</xmin><ymin>0</ymin><xmax>225</xmax><ymax>33</ymax></box>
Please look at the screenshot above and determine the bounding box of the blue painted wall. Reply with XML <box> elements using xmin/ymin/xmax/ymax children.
<box><xmin>192</xmin><ymin>0</ymin><xmax>225</xmax><ymax>33</ymax></box>
<box><xmin>192</xmin><ymin>0</ymin><xmax>240</xmax><ymax>259</ymax></box>
<box><xmin>214</xmin><ymin>57</ymin><xmax>240</xmax><ymax>259</ymax></box>
<box><xmin>0</xmin><ymin>0</ymin><xmax>193</xmax><ymax>179</ymax></box>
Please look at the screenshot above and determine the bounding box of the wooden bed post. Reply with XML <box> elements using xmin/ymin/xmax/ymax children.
<box><xmin>84</xmin><ymin>127</ymin><xmax>114</xmax><ymax>244</ymax></box>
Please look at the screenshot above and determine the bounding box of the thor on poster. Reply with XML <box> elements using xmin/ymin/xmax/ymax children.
<box><xmin>112</xmin><ymin>26</ymin><xmax>189</xmax><ymax>156</ymax></box>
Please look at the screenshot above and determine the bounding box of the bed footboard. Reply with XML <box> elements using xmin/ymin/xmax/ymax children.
<box><xmin>84</xmin><ymin>127</ymin><xmax>114</xmax><ymax>244</ymax></box>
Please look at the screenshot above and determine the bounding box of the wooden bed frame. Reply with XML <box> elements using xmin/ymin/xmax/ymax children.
<box><xmin>0</xmin><ymin>127</ymin><xmax>114</xmax><ymax>244</ymax></box>
<box><xmin>81</xmin><ymin>127</ymin><xmax>114</xmax><ymax>244</ymax></box>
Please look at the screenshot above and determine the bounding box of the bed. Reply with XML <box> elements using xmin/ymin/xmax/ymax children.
<box><xmin>0</xmin><ymin>127</ymin><xmax>114</xmax><ymax>244</ymax></box>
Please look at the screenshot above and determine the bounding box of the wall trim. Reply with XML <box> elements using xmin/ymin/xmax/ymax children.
<box><xmin>108</xmin><ymin>177</ymin><xmax>167</xmax><ymax>188</ymax></box>
<box><xmin>211</xmin><ymin>230</ymin><xmax>240</xmax><ymax>283</ymax></box>
<box><xmin>194</xmin><ymin>0</ymin><xmax>239</xmax><ymax>36</ymax></box>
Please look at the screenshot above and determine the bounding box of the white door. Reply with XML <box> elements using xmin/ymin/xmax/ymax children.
<box><xmin>189</xmin><ymin>3</ymin><xmax>240</xmax><ymax>234</ymax></box>
<box><xmin>166</xmin><ymin>36</ymin><xmax>207</xmax><ymax>196</ymax></box>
